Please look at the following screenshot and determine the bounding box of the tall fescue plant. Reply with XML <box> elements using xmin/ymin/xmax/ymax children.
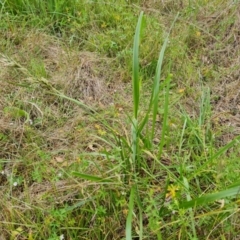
<box><xmin>126</xmin><ymin>12</ymin><xmax>179</xmax><ymax>240</ymax></box>
<box><xmin>126</xmin><ymin>11</ymin><xmax>240</xmax><ymax>240</ymax></box>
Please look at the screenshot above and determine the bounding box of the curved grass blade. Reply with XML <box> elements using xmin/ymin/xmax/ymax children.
<box><xmin>126</xmin><ymin>186</ymin><xmax>135</xmax><ymax>240</ymax></box>
<box><xmin>180</xmin><ymin>185</ymin><xmax>240</xmax><ymax>209</ymax></box>
<box><xmin>190</xmin><ymin>135</ymin><xmax>240</xmax><ymax>180</ymax></box>
<box><xmin>56</xmin><ymin>92</ymin><xmax>96</xmax><ymax>114</ymax></box>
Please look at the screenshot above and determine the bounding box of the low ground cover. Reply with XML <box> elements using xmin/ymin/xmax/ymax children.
<box><xmin>0</xmin><ymin>0</ymin><xmax>240</xmax><ymax>239</ymax></box>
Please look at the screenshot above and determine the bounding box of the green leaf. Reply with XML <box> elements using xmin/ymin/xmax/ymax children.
<box><xmin>150</xmin><ymin>13</ymin><xmax>179</xmax><ymax>140</ymax></box>
<box><xmin>126</xmin><ymin>186</ymin><xmax>135</xmax><ymax>240</ymax></box>
<box><xmin>180</xmin><ymin>185</ymin><xmax>240</xmax><ymax>209</ymax></box>
<box><xmin>132</xmin><ymin>11</ymin><xmax>144</xmax><ymax>119</ymax></box>
<box><xmin>4</xmin><ymin>106</ymin><xmax>30</xmax><ymax>122</ymax></box>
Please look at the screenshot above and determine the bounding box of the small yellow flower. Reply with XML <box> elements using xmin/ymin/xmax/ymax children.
<box><xmin>95</xmin><ymin>124</ymin><xmax>101</xmax><ymax>129</ymax></box>
<box><xmin>235</xmin><ymin>199</ymin><xmax>240</xmax><ymax>205</ymax></box>
<box><xmin>196</xmin><ymin>31</ymin><xmax>201</xmax><ymax>37</ymax></box>
<box><xmin>169</xmin><ymin>121</ymin><xmax>177</xmax><ymax>129</ymax></box>
<box><xmin>123</xmin><ymin>209</ymin><xmax>128</xmax><ymax>216</ymax></box>
<box><xmin>114</xmin><ymin>112</ymin><xmax>119</xmax><ymax>117</ymax></box>
<box><xmin>166</xmin><ymin>184</ymin><xmax>179</xmax><ymax>199</ymax></box>
<box><xmin>98</xmin><ymin>129</ymin><xmax>106</xmax><ymax>136</ymax></box>
<box><xmin>11</xmin><ymin>227</ymin><xmax>23</xmax><ymax>239</ymax></box>
<box><xmin>177</xmin><ymin>88</ymin><xmax>185</xmax><ymax>94</ymax></box>
<box><xmin>114</xmin><ymin>15</ymin><xmax>120</xmax><ymax>21</ymax></box>
<box><xmin>95</xmin><ymin>124</ymin><xmax>106</xmax><ymax>135</ymax></box>
<box><xmin>101</xmin><ymin>22</ymin><xmax>107</xmax><ymax>28</ymax></box>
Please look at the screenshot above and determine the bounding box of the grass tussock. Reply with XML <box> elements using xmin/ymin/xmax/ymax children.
<box><xmin>0</xmin><ymin>0</ymin><xmax>240</xmax><ymax>239</ymax></box>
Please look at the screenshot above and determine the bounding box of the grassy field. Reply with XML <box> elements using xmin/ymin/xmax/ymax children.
<box><xmin>1</xmin><ymin>0</ymin><xmax>240</xmax><ymax>239</ymax></box>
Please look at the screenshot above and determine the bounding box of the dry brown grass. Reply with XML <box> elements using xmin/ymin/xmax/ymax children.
<box><xmin>0</xmin><ymin>30</ymin><xmax>129</xmax><ymax>224</ymax></box>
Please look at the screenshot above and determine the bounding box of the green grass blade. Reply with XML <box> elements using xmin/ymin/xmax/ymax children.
<box><xmin>131</xmin><ymin>11</ymin><xmax>144</xmax><ymax>170</ymax></box>
<box><xmin>55</xmin><ymin>92</ymin><xmax>96</xmax><ymax>114</ymax></box>
<box><xmin>72</xmin><ymin>172</ymin><xmax>111</xmax><ymax>182</ymax></box>
<box><xmin>65</xmin><ymin>198</ymin><xmax>93</xmax><ymax>212</ymax></box>
<box><xmin>131</xmin><ymin>117</ymin><xmax>138</xmax><ymax>170</ymax></box>
<box><xmin>150</xmin><ymin>13</ymin><xmax>179</xmax><ymax>140</ymax></box>
<box><xmin>132</xmin><ymin>11</ymin><xmax>143</xmax><ymax>119</ymax></box>
<box><xmin>4</xmin><ymin>106</ymin><xmax>30</xmax><ymax>123</ymax></box>
<box><xmin>151</xmin><ymin>42</ymin><xmax>170</xmax><ymax>140</ymax></box>
<box><xmin>137</xmin><ymin>13</ymin><xmax>179</xmax><ymax>146</ymax></box>
<box><xmin>138</xmin><ymin>79</ymin><xmax>169</xmax><ymax>133</ymax></box>
<box><xmin>190</xmin><ymin>135</ymin><xmax>240</xmax><ymax>179</ymax></box>
<box><xmin>143</xmin><ymin>150</ymin><xmax>181</xmax><ymax>185</ymax></box>
<box><xmin>180</xmin><ymin>185</ymin><xmax>240</xmax><ymax>209</ymax></box>
<box><xmin>135</xmin><ymin>185</ymin><xmax>143</xmax><ymax>240</ymax></box>
<box><xmin>229</xmin><ymin>180</ymin><xmax>240</xmax><ymax>188</ymax></box>
<box><xmin>182</xmin><ymin>177</ymin><xmax>197</xmax><ymax>238</ymax></box>
<box><xmin>158</xmin><ymin>73</ymin><xmax>172</xmax><ymax>158</ymax></box>
<box><xmin>126</xmin><ymin>186</ymin><xmax>135</xmax><ymax>240</ymax></box>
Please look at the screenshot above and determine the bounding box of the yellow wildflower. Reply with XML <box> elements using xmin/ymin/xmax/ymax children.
<box><xmin>196</xmin><ymin>31</ymin><xmax>201</xmax><ymax>37</ymax></box>
<box><xmin>95</xmin><ymin>124</ymin><xmax>106</xmax><ymax>135</ymax></box>
<box><xmin>166</xmin><ymin>184</ymin><xmax>179</xmax><ymax>199</ymax></box>
<box><xmin>123</xmin><ymin>209</ymin><xmax>128</xmax><ymax>216</ymax></box>
<box><xmin>101</xmin><ymin>22</ymin><xmax>107</xmax><ymax>28</ymax></box>
<box><xmin>177</xmin><ymin>88</ymin><xmax>185</xmax><ymax>93</ymax></box>
<box><xmin>98</xmin><ymin>129</ymin><xmax>106</xmax><ymax>136</ymax></box>
<box><xmin>95</xmin><ymin>124</ymin><xmax>101</xmax><ymax>129</ymax></box>
<box><xmin>114</xmin><ymin>15</ymin><xmax>120</xmax><ymax>21</ymax></box>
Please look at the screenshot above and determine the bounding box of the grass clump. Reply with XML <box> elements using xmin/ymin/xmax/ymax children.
<box><xmin>1</xmin><ymin>0</ymin><xmax>240</xmax><ymax>239</ymax></box>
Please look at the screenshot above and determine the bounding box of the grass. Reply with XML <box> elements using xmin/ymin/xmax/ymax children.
<box><xmin>0</xmin><ymin>0</ymin><xmax>240</xmax><ymax>239</ymax></box>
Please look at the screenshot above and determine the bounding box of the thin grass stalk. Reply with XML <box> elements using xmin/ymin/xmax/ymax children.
<box><xmin>0</xmin><ymin>0</ymin><xmax>6</xmax><ymax>16</ymax></box>
<box><xmin>135</xmin><ymin>184</ymin><xmax>143</xmax><ymax>240</ymax></box>
<box><xmin>158</xmin><ymin>73</ymin><xmax>172</xmax><ymax>159</ymax></box>
<box><xmin>137</xmin><ymin>13</ymin><xmax>179</xmax><ymax>149</ymax></box>
<box><xmin>138</xmin><ymin>79</ymin><xmax>169</xmax><ymax>133</ymax></box>
<box><xmin>182</xmin><ymin>177</ymin><xmax>197</xmax><ymax>238</ymax></box>
<box><xmin>199</xmin><ymin>87</ymin><xmax>211</xmax><ymax>127</ymax></box>
<box><xmin>190</xmin><ymin>135</ymin><xmax>240</xmax><ymax>180</ymax></box>
<box><xmin>150</xmin><ymin>13</ymin><xmax>179</xmax><ymax>141</ymax></box>
<box><xmin>131</xmin><ymin>104</ymin><xmax>139</xmax><ymax>167</ymax></box>
<box><xmin>132</xmin><ymin>11</ymin><xmax>143</xmax><ymax>119</ymax></box>
<box><xmin>126</xmin><ymin>186</ymin><xmax>135</xmax><ymax>240</ymax></box>
<box><xmin>150</xmin><ymin>40</ymin><xmax>170</xmax><ymax>141</ymax></box>
<box><xmin>178</xmin><ymin>117</ymin><xmax>187</xmax><ymax>156</ymax></box>
<box><xmin>131</xmin><ymin>13</ymin><xmax>179</xmax><ymax>146</ymax></box>
<box><xmin>126</xmin><ymin>12</ymin><xmax>144</xmax><ymax>240</ymax></box>
<box><xmin>131</xmin><ymin>11</ymin><xmax>144</xmax><ymax>170</ymax></box>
